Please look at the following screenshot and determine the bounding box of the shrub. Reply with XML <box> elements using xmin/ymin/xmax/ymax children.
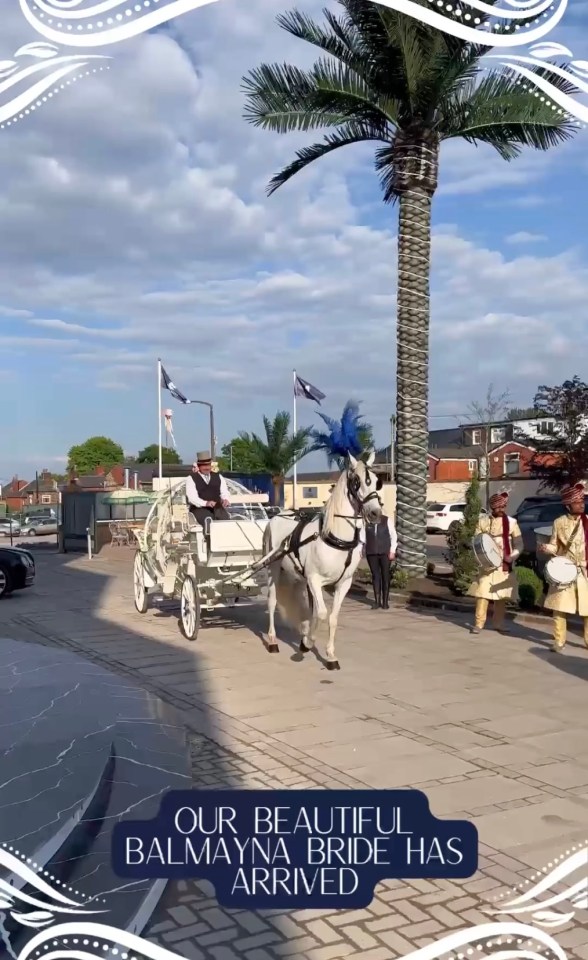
<box><xmin>445</xmin><ymin>475</ymin><xmax>482</xmax><ymax>595</ymax></box>
<box><xmin>516</xmin><ymin>566</ymin><xmax>544</xmax><ymax>609</ymax></box>
<box><xmin>391</xmin><ymin>568</ymin><xmax>409</xmax><ymax>590</ymax></box>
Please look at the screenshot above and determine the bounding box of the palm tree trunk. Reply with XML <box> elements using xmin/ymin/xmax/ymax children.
<box><xmin>272</xmin><ymin>475</ymin><xmax>283</xmax><ymax>508</ymax></box>
<box><xmin>393</xmin><ymin>132</ymin><xmax>438</xmax><ymax>578</ymax></box>
<box><xmin>396</xmin><ymin>185</ymin><xmax>431</xmax><ymax>576</ymax></box>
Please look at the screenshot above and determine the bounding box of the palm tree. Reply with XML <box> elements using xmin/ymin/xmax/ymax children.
<box><xmin>242</xmin><ymin>0</ymin><xmax>576</xmax><ymax>575</ymax></box>
<box><xmin>243</xmin><ymin>411</ymin><xmax>312</xmax><ymax>504</ymax></box>
<box><xmin>309</xmin><ymin>399</ymin><xmax>374</xmax><ymax>469</ymax></box>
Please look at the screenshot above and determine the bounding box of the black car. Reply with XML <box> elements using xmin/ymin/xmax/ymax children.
<box><xmin>515</xmin><ymin>497</ymin><xmax>588</xmax><ymax>554</ymax></box>
<box><xmin>0</xmin><ymin>546</ymin><xmax>35</xmax><ymax>599</ymax></box>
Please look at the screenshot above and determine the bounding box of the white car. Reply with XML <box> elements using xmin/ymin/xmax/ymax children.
<box><xmin>426</xmin><ymin>502</ymin><xmax>487</xmax><ymax>533</ymax></box>
<box><xmin>20</xmin><ymin>517</ymin><xmax>58</xmax><ymax>537</ymax></box>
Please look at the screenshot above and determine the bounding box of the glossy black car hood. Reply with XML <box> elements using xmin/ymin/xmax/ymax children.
<box><xmin>0</xmin><ymin>546</ymin><xmax>34</xmax><ymax>562</ymax></box>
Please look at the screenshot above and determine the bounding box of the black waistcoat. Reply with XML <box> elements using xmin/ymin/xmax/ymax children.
<box><xmin>193</xmin><ymin>472</ymin><xmax>221</xmax><ymax>503</ymax></box>
<box><xmin>365</xmin><ymin>518</ymin><xmax>391</xmax><ymax>556</ymax></box>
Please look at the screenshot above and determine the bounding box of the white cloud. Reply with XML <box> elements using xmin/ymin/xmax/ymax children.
<box><xmin>505</xmin><ymin>231</ymin><xmax>547</xmax><ymax>244</ymax></box>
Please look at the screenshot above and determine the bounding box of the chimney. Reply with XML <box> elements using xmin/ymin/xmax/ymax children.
<box><xmin>124</xmin><ymin>467</ymin><xmax>130</xmax><ymax>488</ymax></box>
<box><xmin>95</xmin><ymin>465</ymin><xmax>105</xmax><ymax>476</ymax></box>
<box><xmin>41</xmin><ymin>469</ymin><xmax>52</xmax><ymax>481</ymax></box>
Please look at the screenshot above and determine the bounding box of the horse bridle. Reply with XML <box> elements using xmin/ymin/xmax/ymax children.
<box><xmin>328</xmin><ymin>468</ymin><xmax>382</xmax><ymax>531</ymax></box>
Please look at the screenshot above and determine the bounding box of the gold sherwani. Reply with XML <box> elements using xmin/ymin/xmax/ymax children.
<box><xmin>468</xmin><ymin>515</ymin><xmax>522</xmax><ymax>602</ymax></box>
<box><xmin>543</xmin><ymin>514</ymin><xmax>588</xmax><ymax>616</ymax></box>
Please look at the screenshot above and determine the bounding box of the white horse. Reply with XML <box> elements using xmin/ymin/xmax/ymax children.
<box><xmin>263</xmin><ymin>452</ymin><xmax>383</xmax><ymax>670</ymax></box>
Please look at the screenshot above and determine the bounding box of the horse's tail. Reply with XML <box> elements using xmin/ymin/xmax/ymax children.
<box><xmin>275</xmin><ymin>577</ymin><xmax>309</xmax><ymax>628</ymax></box>
<box><xmin>262</xmin><ymin>519</ymin><xmax>273</xmax><ymax>558</ymax></box>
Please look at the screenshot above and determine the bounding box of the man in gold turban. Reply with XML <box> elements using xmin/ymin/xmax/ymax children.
<box><xmin>539</xmin><ymin>482</ymin><xmax>588</xmax><ymax>652</ymax></box>
<box><xmin>468</xmin><ymin>491</ymin><xmax>522</xmax><ymax>635</ymax></box>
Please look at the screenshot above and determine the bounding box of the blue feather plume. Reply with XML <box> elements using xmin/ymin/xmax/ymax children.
<box><xmin>309</xmin><ymin>400</ymin><xmax>366</xmax><ymax>465</ymax></box>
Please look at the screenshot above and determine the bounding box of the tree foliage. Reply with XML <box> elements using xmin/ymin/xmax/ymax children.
<box><xmin>507</xmin><ymin>406</ymin><xmax>540</xmax><ymax>421</ymax></box>
<box><xmin>248</xmin><ymin>411</ymin><xmax>312</xmax><ymax>477</ymax></box>
<box><xmin>137</xmin><ymin>444</ymin><xmax>181</xmax><ymax>464</ymax></box>
<box><xmin>445</xmin><ymin>474</ymin><xmax>482</xmax><ymax>596</ymax></box>
<box><xmin>524</xmin><ymin>376</ymin><xmax>588</xmax><ymax>489</ymax></box>
<box><xmin>67</xmin><ymin>436</ymin><xmax>124</xmax><ymax>476</ymax></box>
<box><xmin>217</xmin><ymin>437</ymin><xmax>266</xmax><ymax>473</ymax></box>
<box><xmin>216</xmin><ymin>413</ymin><xmax>312</xmax><ymax>501</ymax></box>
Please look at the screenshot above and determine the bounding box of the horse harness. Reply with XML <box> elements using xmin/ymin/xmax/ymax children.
<box><xmin>280</xmin><ymin>470</ymin><xmax>382</xmax><ymax>585</ymax></box>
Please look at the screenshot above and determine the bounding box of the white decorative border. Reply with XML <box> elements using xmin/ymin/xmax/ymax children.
<box><xmin>0</xmin><ymin>0</ymin><xmax>584</xmax><ymax>130</ymax></box>
<box><xmin>1</xmin><ymin>840</ymin><xmax>586</xmax><ymax>960</ymax></box>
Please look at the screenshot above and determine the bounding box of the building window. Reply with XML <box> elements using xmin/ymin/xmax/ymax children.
<box><xmin>471</xmin><ymin>429</ymin><xmax>482</xmax><ymax>445</ymax></box>
<box><xmin>302</xmin><ymin>486</ymin><xmax>318</xmax><ymax>499</ymax></box>
<box><xmin>41</xmin><ymin>494</ymin><xmax>52</xmax><ymax>504</ymax></box>
<box><xmin>504</xmin><ymin>453</ymin><xmax>520</xmax><ymax>475</ymax></box>
<box><xmin>490</xmin><ymin>427</ymin><xmax>506</xmax><ymax>444</ymax></box>
<box><xmin>468</xmin><ymin>460</ymin><xmax>477</xmax><ymax>474</ymax></box>
<box><xmin>537</xmin><ymin>420</ymin><xmax>555</xmax><ymax>435</ymax></box>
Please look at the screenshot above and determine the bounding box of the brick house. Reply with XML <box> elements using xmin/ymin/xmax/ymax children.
<box><xmin>0</xmin><ymin>470</ymin><xmax>60</xmax><ymax>510</ymax></box>
<box><xmin>0</xmin><ymin>477</ymin><xmax>30</xmax><ymax>512</ymax></box>
<box><xmin>61</xmin><ymin>465</ymin><xmax>126</xmax><ymax>493</ymax></box>
<box><xmin>427</xmin><ymin>440</ymin><xmax>536</xmax><ymax>481</ymax></box>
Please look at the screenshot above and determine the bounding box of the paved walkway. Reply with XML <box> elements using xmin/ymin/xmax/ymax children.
<box><xmin>2</xmin><ymin>547</ymin><xmax>587</xmax><ymax>960</ymax></box>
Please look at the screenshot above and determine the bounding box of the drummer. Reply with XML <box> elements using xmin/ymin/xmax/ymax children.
<box><xmin>186</xmin><ymin>450</ymin><xmax>231</xmax><ymax>529</ymax></box>
<box><xmin>469</xmin><ymin>491</ymin><xmax>522</xmax><ymax>635</ymax></box>
<box><xmin>539</xmin><ymin>482</ymin><xmax>588</xmax><ymax>652</ymax></box>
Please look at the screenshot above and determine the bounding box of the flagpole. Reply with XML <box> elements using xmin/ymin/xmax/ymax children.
<box><xmin>292</xmin><ymin>369</ymin><xmax>297</xmax><ymax>511</ymax></box>
<box><xmin>157</xmin><ymin>358</ymin><xmax>163</xmax><ymax>483</ymax></box>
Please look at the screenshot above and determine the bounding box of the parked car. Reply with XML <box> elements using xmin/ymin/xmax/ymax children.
<box><xmin>426</xmin><ymin>502</ymin><xmax>488</xmax><ymax>533</ymax></box>
<box><xmin>20</xmin><ymin>517</ymin><xmax>58</xmax><ymax>537</ymax></box>
<box><xmin>515</xmin><ymin>494</ymin><xmax>560</xmax><ymax>515</ymax></box>
<box><xmin>0</xmin><ymin>519</ymin><xmax>21</xmax><ymax>537</ymax></box>
<box><xmin>0</xmin><ymin>546</ymin><xmax>35</xmax><ymax>598</ymax></box>
<box><xmin>515</xmin><ymin>497</ymin><xmax>588</xmax><ymax>554</ymax></box>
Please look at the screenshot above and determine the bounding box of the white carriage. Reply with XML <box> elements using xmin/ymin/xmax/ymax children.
<box><xmin>132</xmin><ymin>477</ymin><xmax>270</xmax><ymax>640</ymax></box>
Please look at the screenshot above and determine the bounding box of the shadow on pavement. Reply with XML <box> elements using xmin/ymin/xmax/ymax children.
<box><xmin>0</xmin><ymin>547</ymin><xmax>305</xmax><ymax>959</ymax></box>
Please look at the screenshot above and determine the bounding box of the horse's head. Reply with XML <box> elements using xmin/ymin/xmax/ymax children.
<box><xmin>347</xmin><ymin>452</ymin><xmax>383</xmax><ymax>524</ymax></box>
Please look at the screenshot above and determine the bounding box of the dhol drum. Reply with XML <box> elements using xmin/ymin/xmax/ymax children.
<box><xmin>472</xmin><ymin>532</ymin><xmax>502</xmax><ymax>573</ymax></box>
<box><xmin>544</xmin><ymin>556</ymin><xmax>578</xmax><ymax>588</ymax></box>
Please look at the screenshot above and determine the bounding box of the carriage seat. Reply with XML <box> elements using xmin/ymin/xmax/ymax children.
<box><xmin>169</xmin><ymin>504</ymin><xmax>207</xmax><ymax>561</ymax></box>
<box><xmin>208</xmin><ymin>519</ymin><xmax>265</xmax><ymax>557</ymax></box>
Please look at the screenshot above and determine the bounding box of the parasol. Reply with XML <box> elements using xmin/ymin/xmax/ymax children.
<box><xmin>102</xmin><ymin>488</ymin><xmax>154</xmax><ymax>520</ymax></box>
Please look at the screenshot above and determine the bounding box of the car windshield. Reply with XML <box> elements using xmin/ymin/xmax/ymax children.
<box><xmin>427</xmin><ymin>503</ymin><xmax>444</xmax><ymax>511</ymax></box>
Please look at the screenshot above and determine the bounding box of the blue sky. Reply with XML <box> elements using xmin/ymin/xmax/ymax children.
<box><xmin>1</xmin><ymin>0</ymin><xmax>588</xmax><ymax>484</ymax></box>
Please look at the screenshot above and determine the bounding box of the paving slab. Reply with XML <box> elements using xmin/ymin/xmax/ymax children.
<box><xmin>2</xmin><ymin>550</ymin><xmax>588</xmax><ymax>960</ymax></box>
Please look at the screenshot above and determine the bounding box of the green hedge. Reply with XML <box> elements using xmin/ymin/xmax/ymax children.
<box><xmin>516</xmin><ymin>565</ymin><xmax>544</xmax><ymax>610</ymax></box>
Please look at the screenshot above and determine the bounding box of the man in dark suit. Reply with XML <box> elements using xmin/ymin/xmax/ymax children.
<box><xmin>186</xmin><ymin>450</ymin><xmax>231</xmax><ymax>529</ymax></box>
<box><xmin>362</xmin><ymin>513</ymin><xmax>397</xmax><ymax>609</ymax></box>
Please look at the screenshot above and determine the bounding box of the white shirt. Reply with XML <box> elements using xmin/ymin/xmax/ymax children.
<box><xmin>360</xmin><ymin>517</ymin><xmax>398</xmax><ymax>553</ymax></box>
<box><xmin>186</xmin><ymin>472</ymin><xmax>230</xmax><ymax>509</ymax></box>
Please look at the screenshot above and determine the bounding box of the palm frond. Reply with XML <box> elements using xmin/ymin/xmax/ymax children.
<box><xmin>441</xmin><ymin>67</ymin><xmax>578</xmax><ymax>153</ymax></box>
<box><xmin>267</xmin><ymin>121</ymin><xmax>388</xmax><ymax>194</ymax></box>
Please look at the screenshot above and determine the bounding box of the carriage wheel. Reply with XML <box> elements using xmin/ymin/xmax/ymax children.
<box><xmin>180</xmin><ymin>575</ymin><xmax>200</xmax><ymax>641</ymax></box>
<box><xmin>133</xmin><ymin>552</ymin><xmax>149</xmax><ymax>614</ymax></box>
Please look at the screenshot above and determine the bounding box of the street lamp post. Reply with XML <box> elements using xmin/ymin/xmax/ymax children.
<box><xmin>191</xmin><ymin>400</ymin><xmax>216</xmax><ymax>458</ymax></box>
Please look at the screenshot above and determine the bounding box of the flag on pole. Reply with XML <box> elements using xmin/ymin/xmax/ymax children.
<box><xmin>294</xmin><ymin>374</ymin><xmax>326</xmax><ymax>405</ymax></box>
<box><xmin>161</xmin><ymin>364</ymin><xmax>191</xmax><ymax>404</ymax></box>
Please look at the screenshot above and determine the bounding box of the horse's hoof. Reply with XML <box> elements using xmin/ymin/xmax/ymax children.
<box><xmin>326</xmin><ymin>660</ymin><xmax>340</xmax><ymax>671</ymax></box>
<box><xmin>268</xmin><ymin>643</ymin><xmax>279</xmax><ymax>654</ymax></box>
